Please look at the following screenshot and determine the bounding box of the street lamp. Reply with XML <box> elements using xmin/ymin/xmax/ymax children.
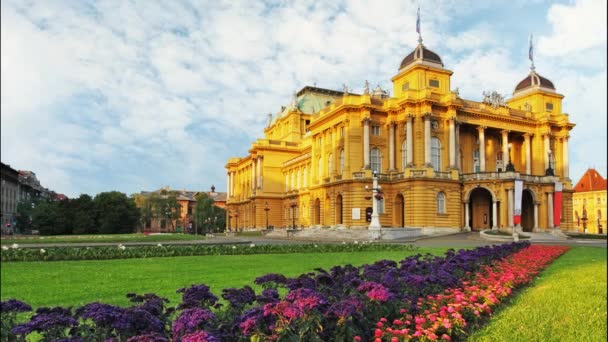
<box><xmin>264</xmin><ymin>202</ymin><xmax>270</xmax><ymax>230</ymax></box>
<box><xmin>545</xmin><ymin>151</ymin><xmax>555</xmax><ymax>176</ymax></box>
<box><xmin>364</xmin><ymin>171</ymin><xmax>382</xmax><ymax>229</ymax></box>
<box><xmin>289</xmin><ymin>196</ymin><xmax>297</xmax><ymax>229</ymax></box>
<box><xmin>505</xmin><ymin>143</ymin><xmax>515</xmax><ymax>172</ymax></box>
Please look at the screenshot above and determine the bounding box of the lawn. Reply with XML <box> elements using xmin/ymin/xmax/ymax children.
<box><xmin>1</xmin><ymin>248</ymin><xmax>446</xmax><ymax>308</ymax></box>
<box><xmin>1</xmin><ymin>246</ymin><xmax>605</xmax><ymax>341</ymax></box>
<box><xmin>0</xmin><ymin>233</ymin><xmax>203</xmax><ymax>245</ymax></box>
<box><xmin>470</xmin><ymin>246</ymin><xmax>607</xmax><ymax>341</ymax></box>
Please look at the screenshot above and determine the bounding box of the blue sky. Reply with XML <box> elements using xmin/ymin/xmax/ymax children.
<box><xmin>1</xmin><ymin>0</ymin><xmax>606</xmax><ymax>198</ymax></box>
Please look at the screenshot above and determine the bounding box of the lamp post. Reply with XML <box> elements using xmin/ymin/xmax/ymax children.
<box><xmin>365</xmin><ymin>171</ymin><xmax>382</xmax><ymax>229</ymax></box>
<box><xmin>289</xmin><ymin>196</ymin><xmax>297</xmax><ymax>229</ymax></box>
<box><xmin>545</xmin><ymin>151</ymin><xmax>555</xmax><ymax>176</ymax></box>
<box><xmin>264</xmin><ymin>202</ymin><xmax>270</xmax><ymax>230</ymax></box>
<box><xmin>505</xmin><ymin>143</ymin><xmax>515</xmax><ymax>172</ymax></box>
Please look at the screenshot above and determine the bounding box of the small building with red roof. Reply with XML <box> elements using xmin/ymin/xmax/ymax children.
<box><xmin>572</xmin><ymin>168</ymin><xmax>607</xmax><ymax>234</ymax></box>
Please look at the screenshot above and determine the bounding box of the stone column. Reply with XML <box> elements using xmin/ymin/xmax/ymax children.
<box><xmin>544</xmin><ymin>134</ymin><xmax>551</xmax><ymax>170</ymax></box>
<box><xmin>344</xmin><ymin>123</ymin><xmax>349</xmax><ymax>173</ymax></box>
<box><xmin>533</xmin><ymin>202</ymin><xmax>539</xmax><ymax>231</ymax></box>
<box><xmin>424</xmin><ymin>115</ymin><xmax>431</xmax><ymax>166</ymax></box>
<box><xmin>406</xmin><ymin>116</ymin><xmax>413</xmax><ymax>166</ymax></box>
<box><xmin>363</xmin><ymin>119</ymin><xmax>370</xmax><ymax>168</ymax></box>
<box><xmin>449</xmin><ymin>118</ymin><xmax>456</xmax><ymax>168</ymax></box>
<box><xmin>389</xmin><ymin>122</ymin><xmax>395</xmax><ymax>170</ymax></box>
<box><xmin>258</xmin><ymin>158</ymin><xmax>263</xmax><ymax>190</ymax></box>
<box><xmin>477</xmin><ymin>126</ymin><xmax>486</xmax><ymax>172</ymax></box>
<box><xmin>524</xmin><ymin>133</ymin><xmax>531</xmax><ymax>174</ymax></box>
<box><xmin>251</xmin><ymin>162</ymin><xmax>255</xmax><ymax>193</ymax></box>
<box><xmin>455</xmin><ymin>122</ymin><xmax>461</xmax><ymax>170</ymax></box>
<box><xmin>562</xmin><ymin>136</ymin><xmax>569</xmax><ymax>178</ymax></box>
<box><xmin>464</xmin><ymin>202</ymin><xmax>470</xmax><ymax>231</ymax></box>
<box><xmin>547</xmin><ymin>192</ymin><xmax>554</xmax><ymax>229</ymax></box>
<box><xmin>501</xmin><ymin>130</ymin><xmax>510</xmax><ymax>166</ymax></box>
<box><xmin>492</xmin><ymin>200</ymin><xmax>498</xmax><ymax>230</ymax></box>
<box><xmin>226</xmin><ymin>172</ymin><xmax>231</xmax><ymax>198</ymax></box>
<box><xmin>507</xmin><ymin>188</ymin><xmax>514</xmax><ymax>228</ymax></box>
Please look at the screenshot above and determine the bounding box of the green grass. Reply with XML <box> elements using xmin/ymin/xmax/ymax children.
<box><xmin>469</xmin><ymin>247</ymin><xmax>607</xmax><ymax>342</ymax></box>
<box><xmin>0</xmin><ymin>248</ymin><xmax>447</xmax><ymax>308</ymax></box>
<box><xmin>0</xmin><ymin>233</ymin><xmax>203</xmax><ymax>245</ymax></box>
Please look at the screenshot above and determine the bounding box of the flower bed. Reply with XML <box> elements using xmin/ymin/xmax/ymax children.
<box><xmin>1</xmin><ymin>243</ymin><xmax>536</xmax><ymax>341</ymax></box>
<box><xmin>1</xmin><ymin>242</ymin><xmax>417</xmax><ymax>262</ymax></box>
<box><xmin>373</xmin><ymin>244</ymin><xmax>570</xmax><ymax>341</ymax></box>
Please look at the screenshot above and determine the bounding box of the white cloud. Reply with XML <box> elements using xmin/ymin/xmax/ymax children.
<box><xmin>1</xmin><ymin>0</ymin><xmax>605</xmax><ymax>197</ymax></box>
<box><xmin>538</xmin><ymin>0</ymin><xmax>607</xmax><ymax>56</ymax></box>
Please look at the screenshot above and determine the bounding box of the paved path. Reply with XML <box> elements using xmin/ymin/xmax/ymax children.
<box><xmin>6</xmin><ymin>232</ymin><xmax>606</xmax><ymax>249</ymax></box>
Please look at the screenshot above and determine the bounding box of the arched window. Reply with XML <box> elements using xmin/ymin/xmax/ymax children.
<box><xmin>371</xmin><ymin>148</ymin><xmax>382</xmax><ymax>173</ymax></box>
<box><xmin>401</xmin><ymin>139</ymin><xmax>407</xmax><ymax>169</ymax></box>
<box><xmin>328</xmin><ymin>153</ymin><xmax>333</xmax><ymax>176</ymax></box>
<box><xmin>339</xmin><ymin>149</ymin><xmax>345</xmax><ymax>175</ymax></box>
<box><xmin>437</xmin><ymin>192</ymin><xmax>446</xmax><ymax>214</ymax></box>
<box><xmin>431</xmin><ymin>138</ymin><xmax>442</xmax><ymax>172</ymax></box>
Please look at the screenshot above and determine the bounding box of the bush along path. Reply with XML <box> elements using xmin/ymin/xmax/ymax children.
<box><xmin>1</xmin><ymin>242</ymin><xmax>419</xmax><ymax>262</ymax></box>
<box><xmin>0</xmin><ymin>242</ymin><xmax>546</xmax><ymax>341</ymax></box>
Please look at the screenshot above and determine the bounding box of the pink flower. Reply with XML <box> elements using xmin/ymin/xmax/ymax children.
<box><xmin>441</xmin><ymin>334</ymin><xmax>452</xmax><ymax>341</ymax></box>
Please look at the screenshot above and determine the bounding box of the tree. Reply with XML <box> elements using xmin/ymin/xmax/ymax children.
<box><xmin>31</xmin><ymin>201</ymin><xmax>60</xmax><ymax>235</ymax></box>
<box><xmin>94</xmin><ymin>191</ymin><xmax>139</xmax><ymax>234</ymax></box>
<box><xmin>15</xmin><ymin>199</ymin><xmax>37</xmax><ymax>233</ymax></box>
<box><xmin>72</xmin><ymin>194</ymin><xmax>96</xmax><ymax>234</ymax></box>
<box><xmin>193</xmin><ymin>194</ymin><xmax>226</xmax><ymax>234</ymax></box>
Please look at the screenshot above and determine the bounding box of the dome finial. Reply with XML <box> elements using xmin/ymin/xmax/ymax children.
<box><xmin>529</xmin><ymin>34</ymin><xmax>535</xmax><ymax>71</ymax></box>
<box><xmin>416</xmin><ymin>6</ymin><xmax>423</xmax><ymax>44</ymax></box>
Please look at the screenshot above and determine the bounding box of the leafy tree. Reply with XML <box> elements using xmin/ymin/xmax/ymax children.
<box><xmin>193</xmin><ymin>194</ymin><xmax>226</xmax><ymax>234</ymax></box>
<box><xmin>15</xmin><ymin>199</ymin><xmax>36</xmax><ymax>233</ymax></box>
<box><xmin>72</xmin><ymin>194</ymin><xmax>96</xmax><ymax>234</ymax></box>
<box><xmin>31</xmin><ymin>201</ymin><xmax>60</xmax><ymax>235</ymax></box>
<box><xmin>94</xmin><ymin>191</ymin><xmax>139</xmax><ymax>234</ymax></box>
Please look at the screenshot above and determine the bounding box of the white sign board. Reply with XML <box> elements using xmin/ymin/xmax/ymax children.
<box><xmin>352</xmin><ymin>208</ymin><xmax>361</xmax><ymax>220</ymax></box>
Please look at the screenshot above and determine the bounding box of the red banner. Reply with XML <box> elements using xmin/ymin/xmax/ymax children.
<box><xmin>553</xmin><ymin>182</ymin><xmax>563</xmax><ymax>228</ymax></box>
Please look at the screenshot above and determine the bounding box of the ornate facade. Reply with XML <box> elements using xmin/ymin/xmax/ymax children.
<box><xmin>225</xmin><ymin>40</ymin><xmax>574</xmax><ymax>234</ymax></box>
<box><xmin>572</xmin><ymin>169</ymin><xmax>606</xmax><ymax>234</ymax></box>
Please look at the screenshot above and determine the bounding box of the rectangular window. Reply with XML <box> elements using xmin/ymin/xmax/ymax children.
<box><xmin>429</xmin><ymin>79</ymin><xmax>440</xmax><ymax>88</ymax></box>
<box><xmin>546</xmin><ymin>103</ymin><xmax>553</xmax><ymax>111</ymax></box>
<box><xmin>371</xmin><ymin>125</ymin><xmax>380</xmax><ymax>136</ymax></box>
<box><xmin>402</xmin><ymin>82</ymin><xmax>410</xmax><ymax>91</ymax></box>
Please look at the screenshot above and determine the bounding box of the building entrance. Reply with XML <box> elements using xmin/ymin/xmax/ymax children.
<box><xmin>521</xmin><ymin>190</ymin><xmax>534</xmax><ymax>232</ymax></box>
<box><xmin>470</xmin><ymin>188</ymin><xmax>493</xmax><ymax>231</ymax></box>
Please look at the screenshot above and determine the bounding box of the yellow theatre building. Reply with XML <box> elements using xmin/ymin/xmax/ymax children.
<box><xmin>225</xmin><ymin>35</ymin><xmax>575</xmax><ymax>237</ymax></box>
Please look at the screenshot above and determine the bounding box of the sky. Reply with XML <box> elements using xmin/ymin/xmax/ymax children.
<box><xmin>1</xmin><ymin>0</ymin><xmax>606</xmax><ymax>198</ymax></box>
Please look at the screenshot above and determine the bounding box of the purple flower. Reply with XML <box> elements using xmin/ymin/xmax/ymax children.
<box><xmin>172</xmin><ymin>308</ymin><xmax>215</xmax><ymax>340</ymax></box>
<box><xmin>11</xmin><ymin>308</ymin><xmax>78</xmax><ymax>336</ymax></box>
<box><xmin>177</xmin><ymin>285</ymin><xmax>218</xmax><ymax>310</ymax></box>
<box><xmin>121</xmin><ymin>308</ymin><xmax>165</xmax><ymax>335</ymax></box>
<box><xmin>254</xmin><ymin>273</ymin><xmax>288</xmax><ymax>288</ymax></box>
<box><xmin>76</xmin><ymin>302</ymin><xmax>126</xmax><ymax>328</ymax></box>
<box><xmin>126</xmin><ymin>333</ymin><xmax>169</xmax><ymax>342</ymax></box>
<box><xmin>256</xmin><ymin>288</ymin><xmax>280</xmax><ymax>304</ymax></box>
<box><xmin>181</xmin><ymin>330</ymin><xmax>219</xmax><ymax>342</ymax></box>
<box><xmin>221</xmin><ymin>286</ymin><xmax>256</xmax><ymax>309</ymax></box>
<box><xmin>326</xmin><ymin>297</ymin><xmax>364</xmax><ymax>320</ymax></box>
<box><xmin>0</xmin><ymin>299</ymin><xmax>32</xmax><ymax>313</ymax></box>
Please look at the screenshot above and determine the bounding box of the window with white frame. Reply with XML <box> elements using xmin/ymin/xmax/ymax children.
<box><xmin>371</xmin><ymin>125</ymin><xmax>381</xmax><ymax>136</ymax></box>
<box><xmin>371</xmin><ymin>148</ymin><xmax>382</xmax><ymax>173</ymax></box>
<box><xmin>431</xmin><ymin>137</ymin><xmax>441</xmax><ymax>172</ymax></box>
<box><xmin>339</xmin><ymin>149</ymin><xmax>345</xmax><ymax>174</ymax></box>
<box><xmin>401</xmin><ymin>139</ymin><xmax>408</xmax><ymax>169</ymax></box>
<box><xmin>328</xmin><ymin>153</ymin><xmax>333</xmax><ymax>175</ymax></box>
<box><xmin>437</xmin><ymin>192</ymin><xmax>446</xmax><ymax>214</ymax></box>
